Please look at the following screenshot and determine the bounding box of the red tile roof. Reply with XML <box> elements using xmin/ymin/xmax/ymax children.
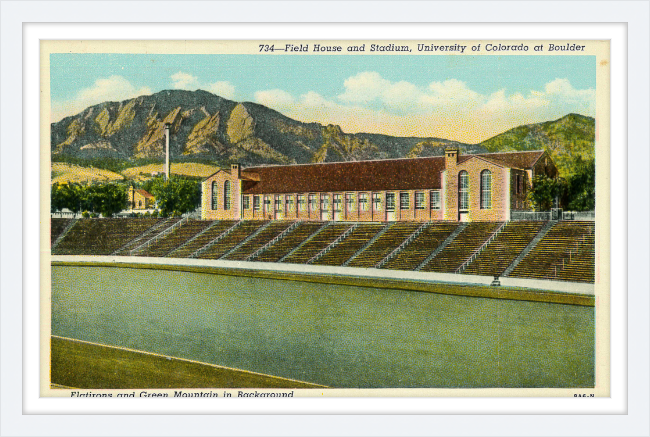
<box><xmin>135</xmin><ymin>189</ymin><xmax>155</xmax><ymax>198</ymax></box>
<box><xmin>210</xmin><ymin>150</ymin><xmax>547</xmax><ymax>195</ymax></box>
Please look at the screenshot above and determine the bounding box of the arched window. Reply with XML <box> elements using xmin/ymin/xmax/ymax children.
<box><xmin>224</xmin><ymin>180</ymin><xmax>231</xmax><ymax>210</ymax></box>
<box><xmin>211</xmin><ymin>182</ymin><xmax>218</xmax><ymax>210</ymax></box>
<box><xmin>458</xmin><ymin>171</ymin><xmax>469</xmax><ymax>211</ymax></box>
<box><xmin>480</xmin><ymin>170</ymin><xmax>492</xmax><ymax>209</ymax></box>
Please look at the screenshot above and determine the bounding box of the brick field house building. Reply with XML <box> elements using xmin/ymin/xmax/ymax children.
<box><xmin>201</xmin><ymin>148</ymin><xmax>558</xmax><ymax>222</ymax></box>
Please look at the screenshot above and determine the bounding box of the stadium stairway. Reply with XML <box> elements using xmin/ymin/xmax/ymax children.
<box><xmin>195</xmin><ymin>221</ymin><xmax>269</xmax><ymax>260</ymax></box>
<box><xmin>460</xmin><ymin>221</ymin><xmax>546</xmax><ymax>277</ymax></box>
<box><xmin>311</xmin><ymin>223</ymin><xmax>386</xmax><ymax>266</ymax></box>
<box><xmin>507</xmin><ymin>221</ymin><xmax>595</xmax><ymax>282</ymax></box>
<box><xmin>381</xmin><ymin>222</ymin><xmax>460</xmax><ymax>271</ymax></box>
<box><xmin>255</xmin><ymin>222</ymin><xmax>326</xmax><ymax>263</ymax></box>
<box><xmin>419</xmin><ymin>222</ymin><xmax>503</xmax><ymax>273</ymax></box>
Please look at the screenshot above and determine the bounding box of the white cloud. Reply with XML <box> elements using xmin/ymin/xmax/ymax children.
<box><xmin>254</xmin><ymin>74</ymin><xmax>595</xmax><ymax>143</ymax></box>
<box><xmin>171</xmin><ymin>71</ymin><xmax>236</xmax><ymax>100</ymax></box>
<box><xmin>51</xmin><ymin>75</ymin><xmax>151</xmax><ymax>122</ymax></box>
<box><xmin>206</xmin><ymin>81</ymin><xmax>236</xmax><ymax>99</ymax></box>
<box><xmin>171</xmin><ymin>72</ymin><xmax>199</xmax><ymax>90</ymax></box>
<box><xmin>254</xmin><ymin>89</ymin><xmax>295</xmax><ymax>108</ymax></box>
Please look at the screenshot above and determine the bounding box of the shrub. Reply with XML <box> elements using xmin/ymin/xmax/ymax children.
<box><xmin>151</xmin><ymin>210</ymin><xmax>159</xmax><ymax>218</ymax></box>
<box><xmin>82</xmin><ymin>210</ymin><xmax>90</xmax><ymax>218</ymax></box>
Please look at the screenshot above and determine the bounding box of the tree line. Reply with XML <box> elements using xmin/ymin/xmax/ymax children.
<box><xmin>528</xmin><ymin>157</ymin><xmax>595</xmax><ymax>211</ymax></box>
<box><xmin>51</xmin><ymin>176</ymin><xmax>201</xmax><ymax>217</ymax></box>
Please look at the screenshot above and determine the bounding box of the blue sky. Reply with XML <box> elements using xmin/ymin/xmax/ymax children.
<box><xmin>50</xmin><ymin>54</ymin><xmax>596</xmax><ymax>143</ymax></box>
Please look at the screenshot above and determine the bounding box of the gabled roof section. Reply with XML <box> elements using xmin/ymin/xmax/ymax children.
<box><xmin>474</xmin><ymin>150</ymin><xmax>545</xmax><ymax>169</ymax></box>
<box><xmin>135</xmin><ymin>189</ymin><xmax>154</xmax><ymax>199</ymax></box>
<box><xmin>242</xmin><ymin>156</ymin><xmax>447</xmax><ymax>195</ymax></box>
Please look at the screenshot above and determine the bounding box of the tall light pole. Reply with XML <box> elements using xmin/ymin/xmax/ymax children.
<box><xmin>164</xmin><ymin>122</ymin><xmax>171</xmax><ymax>181</ymax></box>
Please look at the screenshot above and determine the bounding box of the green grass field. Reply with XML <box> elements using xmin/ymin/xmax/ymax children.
<box><xmin>51</xmin><ymin>336</ymin><xmax>322</xmax><ymax>389</ymax></box>
<box><xmin>52</xmin><ymin>265</ymin><xmax>595</xmax><ymax>388</ymax></box>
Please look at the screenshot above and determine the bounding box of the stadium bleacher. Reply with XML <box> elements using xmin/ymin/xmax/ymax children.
<box><xmin>53</xmin><ymin>218</ymin><xmax>163</xmax><ymax>255</ymax></box>
<box><xmin>462</xmin><ymin>221</ymin><xmax>546</xmax><ymax>277</ymax></box>
<box><xmin>281</xmin><ymin>223</ymin><xmax>351</xmax><ymax>264</ymax></box>
<box><xmin>135</xmin><ymin>220</ymin><xmax>214</xmax><ymax>258</ymax></box>
<box><xmin>255</xmin><ymin>222</ymin><xmax>326</xmax><ymax>263</ymax></box>
<box><xmin>508</xmin><ymin>221</ymin><xmax>595</xmax><ymax>283</ymax></box>
<box><xmin>381</xmin><ymin>222</ymin><xmax>459</xmax><ymax>271</ymax></box>
<box><xmin>51</xmin><ymin>218</ymin><xmax>74</xmax><ymax>247</ymax></box>
<box><xmin>196</xmin><ymin>221</ymin><xmax>269</xmax><ymax>260</ymax></box>
<box><xmin>312</xmin><ymin>223</ymin><xmax>386</xmax><ymax>266</ymax></box>
<box><xmin>50</xmin><ymin>218</ymin><xmax>596</xmax><ymax>284</ymax></box>
<box><xmin>347</xmin><ymin>222</ymin><xmax>421</xmax><ymax>268</ymax></box>
<box><xmin>224</xmin><ymin>221</ymin><xmax>296</xmax><ymax>261</ymax></box>
<box><xmin>420</xmin><ymin>222</ymin><xmax>503</xmax><ymax>273</ymax></box>
<box><xmin>169</xmin><ymin>220</ymin><xmax>236</xmax><ymax>258</ymax></box>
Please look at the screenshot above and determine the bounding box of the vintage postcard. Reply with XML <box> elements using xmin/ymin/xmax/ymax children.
<box><xmin>41</xmin><ymin>39</ymin><xmax>610</xmax><ymax>398</ymax></box>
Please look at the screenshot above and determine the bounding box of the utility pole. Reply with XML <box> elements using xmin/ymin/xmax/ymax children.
<box><xmin>164</xmin><ymin>122</ymin><xmax>171</xmax><ymax>181</ymax></box>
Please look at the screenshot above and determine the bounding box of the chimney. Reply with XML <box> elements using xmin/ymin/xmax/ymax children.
<box><xmin>445</xmin><ymin>147</ymin><xmax>459</xmax><ymax>168</ymax></box>
<box><xmin>164</xmin><ymin>123</ymin><xmax>171</xmax><ymax>181</ymax></box>
<box><xmin>231</xmin><ymin>163</ymin><xmax>241</xmax><ymax>178</ymax></box>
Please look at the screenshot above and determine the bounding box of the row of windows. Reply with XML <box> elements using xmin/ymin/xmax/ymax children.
<box><xmin>458</xmin><ymin>170</ymin><xmax>492</xmax><ymax>211</ymax></box>
<box><xmin>236</xmin><ymin>191</ymin><xmax>442</xmax><ymax>212</ymax></box>
<box><xmin>211</xmin><ymin>169</ymin><xmax>494</xmax><ymax>212</ymax></box>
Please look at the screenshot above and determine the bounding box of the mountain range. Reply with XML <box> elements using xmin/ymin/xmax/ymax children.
<box><xmin>51</xmin><ymin>89</ymin><xmax>595</xmax><ymax>177</ymax></box>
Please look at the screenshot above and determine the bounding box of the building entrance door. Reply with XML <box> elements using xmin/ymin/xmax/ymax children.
<box><xmin>385</xmin><ymin>192</ymin><xmax>396</xmax><ymax>221</ymax></box>
<box><xmin>459</xmin><ymin>211</ymin><xmax>469</xmax><ymax>222</ymax></box>
<box><xmin>274</xmin><ymin>196</ymin><xmax>283</xmax><ymax>220</ymax></box>
<box><xmin>333</xmin><ymin>194</ymin><xmax>342</xmax><ymax>221</ymax></box>
<box><xmin>320</xmin><ymin>195</ymin><xmax>332</xmax><ymax>221</ymax></box>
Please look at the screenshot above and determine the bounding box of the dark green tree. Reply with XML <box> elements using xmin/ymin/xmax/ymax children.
<box><xmin>566</xmin><ymin>158</ymin><xmax>595</xmax><ymax>211</ymax></box>
<box><xmin>528</xmin><ymin>175</ymin><xmax>568</xmax><ymax>211</ymax></box>
<box><xmin>92</xmin><ymin>184</ymin><xmax>128</xmax><ymax>217</ymax></box>
<box><xmin>149</xmin><ymin>176</ymin><xmax>201</xmax><ymax>215</ymax></box>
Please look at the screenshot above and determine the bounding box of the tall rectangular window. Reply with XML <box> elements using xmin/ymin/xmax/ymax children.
<box><xmin>372</xmin><ymin>193</ymin><xmax>382</xmax><ymax>211</ymax></box>
<box><xmin>285</xmin><ymin>195</ymin><xmax>294</xmax><ymax>212</ymax></box>
<box><xmin>333</xmin><ymin>194</ymin><xmax>342</xmax><ymax>212</ymax></box>
<box><xmin>211</xmin><ymin>182</ymin><xmax>218</xmax><ymax>210</ymax></box>
<box><xmin>297</xmin><ymin>195</ymin><xmax>306</xmax><ymax>211</ymax></box>
<box><xmin>275</xmin><ymin>196</ymin><xmax>283</xmax><ymax>211</ymax></box>
<box><xmin>359</xmin><ymin>193</ymin><xmax>369</xmax><ymax>211</ymax></box>
<box><xmin>321</xmin><ymin>194</ymin><xmax>331</xmax><ymax>211</ymax></box>
<box><xmin>430</xmin><ymin>191</ymin><xmax>441</xmax><ymax>210</ymax></box>
<box><xmin>223</xmin><ymin>181</ymin><xmax>231</xmax><ymax>210</ymax></box>
<box><xmin>458</xmin><ymin>171</ymin><xmax>469</xmax><ymax>211</ymax></box>
<box><xmin>415</xmin><ymin>192</ymin><xmax>425</xmax><ymax>209</ymax></box>
<box><xmin>308</xmin><ymin>194</ymin><xmax>317</xmax><ymax>211</ymax></box>
<box><xmin>345</xmin><ymin>193</ymin><xmax>355</xmax><ymax>210</ymax></box>
<box><xmin>385</xmin><ymin>193</ymin><xmax>396</xmax><ymax>211</ymax></box>
<box><xmin>253</xmin><ymin>195</ymin><xmax>261</xmax><ymax>211</ymax></box>
<box><xmin>400</xmin><ymin>192</ymin><xmax>410</xmax><ymax>210</ymax></box>
<box><xmin>243</xmin><ymin>195</ymin><xmax>250</xmax><ymax>210</ymax></box>
<box><xmin>264</xmin><ymin>196</ymin><xmax>271</xmax><ymax>213</ymax></box>
<box><xmin>481</xmin><ymin>170</ymin><xmax>492</xmax><ymax>209</ymax></box>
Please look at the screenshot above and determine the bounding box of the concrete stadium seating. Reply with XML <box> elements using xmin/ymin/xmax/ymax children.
<box><xmin>224</xmin><ymin>221</ymin><xmax>296</xmax><ymax>261</ymax></box>
<box><xmin>508</xmin><ymin>221</ymin><xmax>595</xmax><ymax>283</ymax></box>
<box><xmin>53</xmin><ymin>218</ymin><xmax>163</xmax><ymax>255</ymax></box>
<box><xmin>169</xmin><ymin>220</ymin><xmax>236</xmax><ymax>258</ymax></box>
<box><xmin>135</xmin><ymin>220</ymin><xmax>214</xmax><ymax>258</ymax></box>
<box><xmin>281</xmin><ymin>223</ymin><xmax>351</xmax><ymax>264</ymax></box>
<box><xmin>462</xmin><ymin>221</ymin><xmax>545</xmax><ymax>277</ymax></box>
<box><xmin>312</xmin><ymin>223</ymin><xmax>386</xmax><ymax>266</ymax></box>
<box><xmin>381</xmin><ymin>222</ymin><xmax>459</xmax><ymax>271</ymax></box>
<box><xmin>196</xmin><ymin>221</ymin><xmax>269</xmax><ymax>260</ymax></box>
<box><xmin>255</xmin><ymin>222</ymin><xmax>325</xmax><ymax>263</ymax></box>
<box><xmin>347</xmin><ymin>222</ymin><xmax>422</xmax><ymax>268</ymax></box>
<box><xmin>51</xmin><ymin>218</ymin><xmax>74</xmax><ymax>246</ymax></box>
<box><xmin>420</xmin><ymin>222</ymin><xmax>503</xmax><ymax>273</ymax></box>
